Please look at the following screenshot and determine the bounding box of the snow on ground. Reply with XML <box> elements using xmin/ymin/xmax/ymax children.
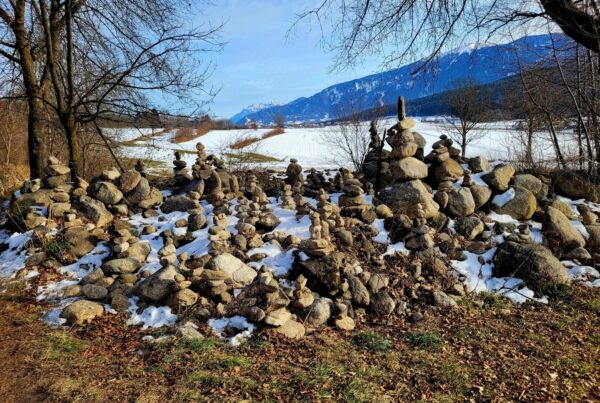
<box><xmin>208</xmin><ymin>315</ymin><xmax>255</xmax><ymax>346</ymax></box>
<box><xmin>113</xmin><ymin>117</ymin><xmax>584</xmax><ymax>170</ymax></box>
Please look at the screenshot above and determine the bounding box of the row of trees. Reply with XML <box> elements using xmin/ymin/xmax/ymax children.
<box><xmin>0</xmin><ymin>0</ymin><xmax>222</xmax><ymax>180</ymax></box>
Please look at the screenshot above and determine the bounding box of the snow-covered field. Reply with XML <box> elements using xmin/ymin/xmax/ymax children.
<box><xmin>111</xmin><ymin>117</ymin><xmax>581</xmax><ymax>171</ymax></box>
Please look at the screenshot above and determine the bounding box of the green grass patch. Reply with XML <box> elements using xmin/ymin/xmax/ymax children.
<box><xmin>225</xmin><ymin>151</ymin><xmax>281</xmax><ymax>163</ymax></box>
<box><xmin>402</xmin><ymin>331</ymin><xmax>444</xmax><ymax>350</ymax></box>
<box><xmin>40</xmin><ymin>333</ymin><xmax>87</xmax><ymax>361</ymax></box>
<box><xmin>353</xmin><ymin>332</ymin><xmax>392</xmax><ymax>352</ymax></box>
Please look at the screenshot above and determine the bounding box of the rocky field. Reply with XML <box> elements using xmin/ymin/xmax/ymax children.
<box><xmin>1</xmin><ymin>110</ymin><xmax>599</xmax><ymax>401</ymax></box>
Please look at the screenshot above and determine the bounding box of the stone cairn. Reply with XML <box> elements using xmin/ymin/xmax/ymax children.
<box><xmin>361</xmin><ymin>121</ymin><xmax>391</xmax><ymax>189</ymax></box>
<box><xmin>384</xmin><ymin>96</ymin><xmax>439</xmax><ymax>219</ymax></box>
<box><xmin>338</xmin><ymin>168</ymin><xmax>374</xmax><ymax>223</ymax></box>
<box><xmin>280</xmin><ymin>184</ymin><xmax>296</xmax><ymax>210</ymax></box>
<box><xmin>208</xmin><ymin>213</ymin><xmax>231</xmax><ymax>252</ymax></box>
<box><xmin>404</xmin><ymin>204</ymin><xmax>434</xmax><ymax>250</ymax></box>
<box><xmin>173</xmin><ymin>151</ymin><xmax>190</xmax><ymax>184</ymax></box>
<box><xmin>285</xmin><ymin>158</ymin><xmax>303</xmax><ymax>186</ymax></box>
<box><xmin>302</xmin><ymin>211</ymin><xmax>335</xmax><ymax>258</ymax></box>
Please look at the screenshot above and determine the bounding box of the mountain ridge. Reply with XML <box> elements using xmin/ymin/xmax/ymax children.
<box><xmin>232</xmin><ymin>33</ymin><xmax>572</xmax><ymax>125</ymax></box>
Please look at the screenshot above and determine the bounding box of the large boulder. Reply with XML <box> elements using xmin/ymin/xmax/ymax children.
<box><xmin>304</xmin><ymin>297</ymin><xmax>333</xmax><ymax>327</ymax></box>
<box><xmin>134</xmin><ymin>265</ymin><xmax>178</xmax><ymax>303</ymax></box>
<box><xmin>73</xmin><ymin>196</ymin><xmax>113</xmax><ymax>227</ymax></box>
<box><xmin>430</xmin><ymin>158</ymin><xmax>464</xmax><ymax>182</ymax></box>
<box><xmin>8</xmin><ymin>189</ymin><xmax>53</xmax><ymax>225</ymax></box>
<box><xmin>493</xmin><ymin>241</ymin><xmax>569</xmax><ymax>293</ymax></box>
<box><xmin>102</xmin><ymin>257</ymin><xmax>143</xmax><ymax>275</ymax></box>
<box><xmin>543</xmin><ymin>206</ymin><xmax>586</xmax><ymax>249</ymax></box>
<box><xmin>60</xmin><ymin>300</ymin><xmax>104</xmax><ymax>325</ymax></box>
<box><xmin>482</xmin><ymin>163</ymin><xmax>515</xmax><ymax>191</ymax></box>
<box><xmin>126</xmin><ymin>241</ymin><xmax>152</xmax><ymax>263</ymax></box>
<box><xmin>512</xmin><ymin>174</ymin><xmax>548</xmax><ymax>200</ymax></box>
<box><xmin>63</xmin><ymin>226</ymin><xmax>103</xmax><ymax>258</ymax></box>
<box><xmin>553</xmin><ymin>171</ymin><xmax>600</xmax><ymax>202</ymax></box>
<box><xmin>116</xmin><ymin>170</ymin><xmax>142</xmax><ymax>194</ymax></box>
<box><xmin>386</xmin><ymin>180</ymin><xmax>439</xmax><ymax>218</ymax></box>
<box><xmin>161</xmin><ymin>195</ymin><xmax>196</xmax><ymax>214</ymax></box>
<box><xmin>138</xmin><ymin>187</ymin><xmax>164</xmax><ymax>210</ymax></box>
<box><xmin>469</xmin><ymin>184</ymin><xmax>492</xmax><ymax>209</ymax></box>
<box><xmin>455</xmin><ymin>216</ymin><xmax>485</xmax><ymax>240</ymax></box>
<box><xmin>206</xmin><ymin>253</ymin><xmax>257</xmax><ymax>286</ymax></box>
<box><xmin>468</xmin><ymin>156</ymin><xmax>489</xmax><ymax>173</ymax></box>
<box><xmin>491</xmin><ymin>187</ymin><xmax>537</xmax><ymax>220</ymax></box>
<box><xmin>389</xmin><ymin>157</ymin><xmax>428</xmax><ymax>180</ymax></box>
<box><xmin>125</xmin><ymin>177</ymin><xmax>151</xmax><ymax>204</ymax></box>
<box><xmin>445</xmin><ymin>187</ymin><xmax>475</xmax><ymax>218</ymax></box>
<box><xmin>88</xmin><ymin>182</ymin><xmax>123</xmax><ymax>205</ymax></box>
<box><xmin>584</xmin><ymin>225</ymin><xmax>600</xmax><ymax>247</ymax></box>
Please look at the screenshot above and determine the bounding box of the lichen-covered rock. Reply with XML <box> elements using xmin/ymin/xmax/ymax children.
<box><xmin>455</xmin><ymin>216</ymin><xmax>484</xmax><ymax>240</ymax></box>
<box><xmin>386</xmin><ymin>180</ymin><xmax>439</xmax><ymax>218</ymax></box>
<box><xmin>493</xmin><ymin>241</ymin><xmax>570</xmax><ymax>293</ymax></box>
<box><xmin>469</xmin><ymin>184</ymin><xmax>492</xmax><ymax>209</ymax></box>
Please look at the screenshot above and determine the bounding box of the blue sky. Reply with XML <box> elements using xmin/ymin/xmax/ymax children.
<box><xmin>201</xmin><ymin>0</ymin><xmax>383</xmax><ymax>118</ymax></box>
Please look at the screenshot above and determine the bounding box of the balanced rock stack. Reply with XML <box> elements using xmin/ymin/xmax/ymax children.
<box><xmin>254</xmin><ymin>195</ymin><xmax>280</xmax><ymax>230</ymax></box>
<box><xmin>173</xmin><ymin>151</ymin><xmax>190</xmax><ymax>184</ymax></box>
<box><xmin>285</xmin><ymin>158</ymin><xmax>303</xmax><ymax>186</ymax></box>
<box><xmin>234</xmin><ymin>214</ymin><xmax>263</xmax><ymax>251</ymax></box>
<box><xmin>44</xmin><ymin>156</ymin><xmax>71</xmax><ymax>188</ymax></box>
<box><xmin>280</xmin><ymin>184</ymin><xmax>296</xmax><ymax>210</ymax></box>
<box><xmin>428</xmin><ymin>135</ymin><xmax>464</xmax><ymax>184</ymax></box>
<box><xmin>187</xmin><ymin>206</ymin><xmax>207</xmax><ymax>232</ymax></box>
<box><xmin>404</xmin><ymin>204</ymin><xmax>434</xmax><ymax>250</ymax></box>
<box><xmin>384</xmin><ymin>97</ymin><xmax>439</xmax><ymax>218</ymax></box>
<box><xmin>208</xmin><ymin>213</ymin><xmax>231</xmax><ymax>252</ymax></box>
<box><xmin>302</xmin><ymin>212</ymin><xmax>335</xmax><ymax>258</ymax></box>
<box><xmin>338</xmin><ymin>169</ymin><xmax>375</xmax><ymax>223</ymax></box>
<box><xmin>361</xmin><ymin>121</ymin><xmax>392</xmax><ymax>188</ymax></box>
<box><xmin>294</xmin><ymin>192</ymin><xmax>311</xmax><ymax>216</ymax></box>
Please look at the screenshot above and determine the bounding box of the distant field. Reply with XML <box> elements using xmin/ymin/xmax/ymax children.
<box><xmin>110</xmin><ymin>118</ymin><xmax>580</xmax><ymax>170</ymax></box>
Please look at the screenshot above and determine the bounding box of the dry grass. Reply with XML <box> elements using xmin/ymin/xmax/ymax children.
<box><xmin>0</xmin><ymin>164</ymin><xmax>29</xmax><ymax>199</ymax></box>
<box><xmin>230</xmin><ymin>128</ymin><xmax>285</xmax><ymax>150</ymax></box>
<box><xmin>0</xmin><ymin>276</ymin><xmax>598</xmax><ymax>402</ymax></box>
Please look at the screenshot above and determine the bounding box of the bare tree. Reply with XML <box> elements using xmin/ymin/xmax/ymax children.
<box><xmin>443</xmin><ymin>78</ymin><xmax>488</xmax><ymax>158</ymax></box>
<box><xmin>322</xmin><ymin>102</ymin><xmax>385</xmax><ymax>171</ymax></box>
<box><xmin>295</xmin><ymin>1</ymin><xmax>600</xmax><ymax>71</ymax></box>
<box><xmin>274</xmin><ymin>114</ymin><xmax>285</xmax><ymax>129</ymax></box>
<box><xmin>0</xmin><ymin>0</ymin><xmax>222</xmax><ymax>179</ymax></box>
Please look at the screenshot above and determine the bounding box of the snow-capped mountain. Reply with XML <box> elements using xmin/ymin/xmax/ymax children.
<box><xmin>237</xmin><ymin>34</ymin><xmax>571</xmax><ymax>124</ymax></box>
<box><xmin>230</xmin><ymin>102</ymin><xmax>284</xmax><ymax>124</ymax></box>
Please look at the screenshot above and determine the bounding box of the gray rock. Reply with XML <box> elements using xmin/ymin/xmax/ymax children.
<box><xmin>492</xmin><ymin>241</ymin><xmax>570</xmax><ymax>293</ymax></box>
<box><xmin>304</xmin><ymin>297</ymin><xmax>333</xmax><ymax>327</ymax></box>
<box><xmin>482</xmin><ymin>163</ymin><xmax>515</xmax><ymax>191</ymax></box>
<box><xmin>135</xmin><ymin>265</ymin><xmax>178</xmax><ymax>303</ymax></box>
<box><xmin>81</xmin><ymin>283</ymin><xmax>108</xmax><ymax>301</ymax></box>
<box><xmin>446</xmin><ymin>187</ymin><xmax>475</xmax><ymax>218</ymax></box>
<box><xmin>433</xmin><ymin>290</ymin><xmax>458</xmax><ymax>309</ymax></box>
<box><xmin>102</xmin><ymin>257</ymin><xmax>142</xmax><ymax>275</ymax></box>
<box><xmin>469</xmin><ymin>184</ymin><xmax>492</xmax><ymax>209</ymax></box>
<box><xmin>88</xmin><ymin>181</ymin><xmax>123</xmax><ymax>205</ymax></box>
<box><xmin>138</xmin><ymin>187</ymin><xmax>164</xmax><ymax>209</ymax></box>
<box><xmin>389</xmin><ymin>157</ymin><xmax>428</xmax><ymax>180</ymax></box>
<box><xmin>161</xmin><ymin>195</ymin><xmax>197</xmax><ymax>214</ymax></box>
<box><xmin>125</xmin><ymin>177</ymin><xmax>151</xmax><ymax>204</ymax></box>
<box><xmin>347</xmin><ymin>275</ymin><xmax>370</xmax><ymax>306</ymax></box>
<box><xmin>543</xmin><ymin>206</ymin><xmax>585</xmax><ymax>249</ymax></box>
<box><xmin>512</xmin><ymin>174</ymin><xmax>548</xmax><ymax>200</ymax></box>
<box><xmin>206</xmin><ymin>253</ymin><xmax>257</xmax><ymax>286</ymax></box>
<box><xmin>492</xmin><ymin>187</ymin><xmax>537</xmax><ymax>221</ymax></box>
<box><xmin>264</xmin><ymin>308</ymin><xmax>292</xmax><ymax>327</ymax></box>
<box><xmin>273</xmin><ymin>319</ymin><xmax>305</xmax><ymax>339</ymax></box>
<box><xmin>468</xmin><ymin>156</ymin><xmax>489</xmax><ymax>173</ymax></box>
<box><xmin>73</xmin><ymin>196</ymin><xmax>114</xmax><ymax>227</ymax></box>
<box><xmin>386</xmin><ymin>180</ymin><xmax>439</xmax><ymax>219</ymax></box>
<box><xmin>370</xmin><ymin>291</ymin><xmax>396</xmax><ymax>315</ymax></box>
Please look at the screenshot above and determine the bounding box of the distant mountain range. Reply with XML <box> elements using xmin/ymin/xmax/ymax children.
<box><xmin>230</xmin><ymin>34</ymin><xmax>572</xmax><ymax>125</ymax></box>
<box><xmin>229</xmin><ymin>102</ymin><xmax>284</xmax><ymax>124</ymax></box>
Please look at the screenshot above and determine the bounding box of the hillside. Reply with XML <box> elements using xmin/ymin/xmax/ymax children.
<box><xmin>234</xmin><ymin>34</ymin><xmax>572</xmax><ymax>125</ymax></box>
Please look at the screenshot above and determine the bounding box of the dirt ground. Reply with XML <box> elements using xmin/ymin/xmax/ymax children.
<box><xmin>0</xmin><ymin>278</ymin><xmax>598</xmax><ymax>402</ymax></box>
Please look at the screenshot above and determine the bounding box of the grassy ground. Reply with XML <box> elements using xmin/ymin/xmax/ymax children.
<box><xmin>0</xmin><ymin>279</ymin><xmax>598</xmax><ymax>402</ymax></box>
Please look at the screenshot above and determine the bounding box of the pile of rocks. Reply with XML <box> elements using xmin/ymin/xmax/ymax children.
<box><xmin>338</xmin><ymin>169</ymin><xmax>375</xmax><ymax>223</ymax></box>
<box><xmin>279</xmin><ymin>184</ymin><xmax>296</xmax><ymax>210</ymax></box>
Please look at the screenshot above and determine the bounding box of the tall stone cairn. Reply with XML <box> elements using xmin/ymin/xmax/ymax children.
<box><xmin>384</xmin><ymin>96</ymin><xmax>439</xmax><ymax>218</ymax></box>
